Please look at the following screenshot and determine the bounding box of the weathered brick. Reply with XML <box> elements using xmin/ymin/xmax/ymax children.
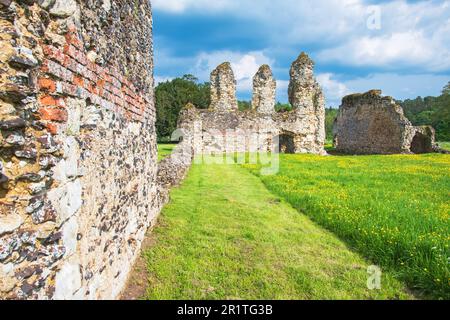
<box><xmin>65</xmin><ymin>31</ymin><xmax>83</xmax><ymax>50</ymax></box>
<box><xmin>38</xmin><ymin>107</ymin><xmax>68</xmax><ymax>122</ymax></box>
<box><xmin>42</xmin><ymin>60</ymin><xmax>73</xmax><ymax>82</ymax></box>
<box><xmin>42</xmin><ymin>45</ymin><xmax>66</xmax><ymax>65</ymax></box>
<box><xmin>64</xmin><ymin>44</ymin><xmax>87</xmax><ymax>66</ymax></box>
<box><xmin>38</xmin><ymin>78</ymin><xmax>56</xmax><ymax>92</ymax></box>
<box><xmin>45</xmin><ymin>123</ymin><xmax>59</xmax><ymax>135</ymax></box>
<box><xmin>73</xmin><ymin>75</ymin><xmax>84</xmax><ymax>87</ymax></box>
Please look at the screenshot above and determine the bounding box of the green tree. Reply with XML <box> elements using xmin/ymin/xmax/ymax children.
<box><xmin>399</xmin><ymin>82</ymin><xmax>450</xmax><ymax>141</ymax></box>
<box><xmin>325</xmin><ymin>108</ymin><xmax>338</xmax><ymax>141</ymax></box>
<box><xmin>238</xmin><ymin>101</ymin><xmax>251</xmax><ymax>111</ymax></box>
<box><xmin>275</xmin><ymin>102</ymin><xmax>293</xmax><ymax>112</ymax></box>
<box><xmin>443</xmin><ymin>82</ymin><xmax>450</xmax><ymax>95</ymax></box>
<box><xmin>155</xmin><ymin>75</ymin><xmax>210</xmax><ymax>140</ymax></box>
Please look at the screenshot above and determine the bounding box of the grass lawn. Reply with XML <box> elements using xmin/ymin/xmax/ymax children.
<box><xmin>244</xmin><ymin>153</ymin><xmax>450</xmax><ymax>299</ymax></box>
<box><xmin>142</xmin><ymin>163</ymin><xmax>412</xmax><ymax>300</ymax></box>
<box><xmin>158</xmin><ymin>143</ymin><xmax>177</xmax><ymax>161</ymax></box>
<box><xmin>438</xmin><ymin>142</ymin><xmax>450</xmax><ymax>151</ymax></box>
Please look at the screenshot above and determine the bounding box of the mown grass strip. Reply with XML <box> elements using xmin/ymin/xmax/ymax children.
<box><xmin>158</xmin><ymin>143</ymin><xmax>177</xmax><ymax>162</ymax></box>
<box><xmin>143</xmin><ymin>163</ymin><xmax>412</xmax><ymax>300</ymax></box>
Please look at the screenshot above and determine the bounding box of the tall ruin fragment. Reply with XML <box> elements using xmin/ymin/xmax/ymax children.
<box><xmin>210</xmin><ymin>62</ymin><xmax>238</xmax><ymax>112</ymax></box>
<box><xmin>333</xmin><ymin>90</ymin><xmax>438</xmax><ymax>154</ymax></box>
<box><xmin>178</xmin><ymin>53</ymin><xmax>326</xmax><ymax>155</ymax></box>
<box><xmin>0</xmin><ymin>0</ymin><xmax>164</xmax><ymax>300</ymax></box>
<box><xmin>252</xmin><ymin>65</ymin><xmax>276</xmax><ymax>114</ymax></box>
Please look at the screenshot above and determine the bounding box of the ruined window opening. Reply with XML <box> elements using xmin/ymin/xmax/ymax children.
<box><xmin>410</xmin><ymin>132</ymin><xmax>433</xmax><ymax>154</ymax></box>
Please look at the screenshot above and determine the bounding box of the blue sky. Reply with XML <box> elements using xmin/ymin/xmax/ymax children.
<box><xmin>152</xmin><ymin>0</ymin><xmax>450</xmax><ymax>107</ymax></box>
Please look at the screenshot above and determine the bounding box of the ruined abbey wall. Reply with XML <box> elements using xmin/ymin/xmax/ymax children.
<box><xmin>178</xmin><ymin>53</ymin><xmax>326</xmax><ymax>156</ymax></box>
<box><xmin>333</xmin><ymin>90</ymin><xmax>438</xmax><ymax>155</ymax></box>
<box><xmin>0</xmin><ymin>0</ymin><xmax>158</xmax><ymax>299</ymax></box>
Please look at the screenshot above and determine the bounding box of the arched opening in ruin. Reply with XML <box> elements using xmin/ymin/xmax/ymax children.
<box><xmin>410</xmin><ymin>132</ymin><xmax>433</xmax><ymax>154</ymax></box>
<box><xmin>276</xmin><ymin>133</ymin><xmax>295</xmax><ymax>154</ymax></box>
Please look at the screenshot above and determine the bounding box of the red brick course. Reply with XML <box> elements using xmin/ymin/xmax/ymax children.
<box><xmin>39</xmin><ymin>29</ymin><xmax>151</xmax><ymax>135</ymax></box>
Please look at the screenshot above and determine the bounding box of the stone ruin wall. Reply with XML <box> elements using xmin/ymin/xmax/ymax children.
<box><xmin>178</xmin><ymin>53</ymin><xmax>326</xmax><ymax>156</ymax></box>
<box><xmin>333</xmin><ymin>90</ymin><xmax>439</xmax><ymax>155</ymax></box>
<box><xmin>0</xmin><ymin>0</ymin><xmax>159</xmax><ymax>300</ymax></box>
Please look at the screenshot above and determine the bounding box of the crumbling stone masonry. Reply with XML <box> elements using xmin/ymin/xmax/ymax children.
<box><xmin>0</xmin><ymin>0</ymin><xmax>159</xmax><ymax>299</ymax></box>
<box><xmin>178</xmin><ymin>53</ymin><xmax>326</xmax><ymax>156</ymax></box>
<box><xmin>333</xmin><ymin>90</ymin><xmax>438</xmax><ymax>155</ymax></box>
<box><xmin>252</xmin><ymin>65</ymin><xmax>276</xmax><ymax>115</ymax></box>
<box><xmin>210</xmin><ymin>62</ymin><xmax>238</xmax><ymax>112</ymax></box>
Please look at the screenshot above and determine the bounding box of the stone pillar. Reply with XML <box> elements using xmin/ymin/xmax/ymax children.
<box><xmin>287</xmin><ymin>52</ymin><xmax>326</xmax><ymax>154</ymax></box>
<box><xmin>288</xmin><ymin>52</ymin><xmax>318</xmax><ymax>110</ymax></box>
<box><xmin>210</xmin><ymin>62</ymin><xmax>238</xmax><ymax>112</ymax></box>
<box><xmin>252</xmin><ymin>65</ymin><xmax>276</xmax><ymax>114</ymax></box>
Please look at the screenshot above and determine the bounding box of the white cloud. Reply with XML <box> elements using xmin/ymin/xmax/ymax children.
<box><xmin>316</xmin><ymin>73</ymin><xmax>350</xmax><ymax>103</ymax></box>
<box><xmin>318</xmin><ymin>30</ymin><xmax>450</xmax><ymax>71</ymax></box>
<box><xmin>152</xmin><ymin>0</ymin><xmax>231</xmax><ymax>13</ymax></box>
<box><xmin>154</xmin><ymin>76</ymin><xmax>173</xmax><ymax>85</ymax></box>
<box><xmin>154</xmin><ymin>0</ymin><xmax>450</xmax><ymax>73</ymax></box>
<box><xmin>316</xmin><ymin>73</ymin><xmax>449</xmax><ymax>107</ymax></box>
<box><xmin>153</xmin><ymin>1</ymin><xmax>450</xmax><ymax>102</ymax></box>
<box><xmin>344</xmin><ymin>73</ymin><xmax>450</xmax><ymax>100</ymax></box>
<box><xmin>191</xmin><ymin>50</ymin><xmax>273</xmax><ymax>93</ymax></box>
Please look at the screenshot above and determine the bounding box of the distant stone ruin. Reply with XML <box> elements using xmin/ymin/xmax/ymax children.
<box><xmin>178</xmin><ymin>53</ymin><xmax>326</xmax><ymax>156</ymax></box>
<box><xmin>333</xmin><ymin>90</ymin><xmax>438</xmax><ymax>154</ymax></box>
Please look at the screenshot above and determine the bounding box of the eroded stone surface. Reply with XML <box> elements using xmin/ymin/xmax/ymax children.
<box><xmin>0</xmin><ymin>0</ymin><xmax>159</xmax><ymax>300</ymax></box>
<box><xmin>333</xmin><ymin>90</ymin><xmax>438</xmax><ymax>154</ymax></box>
<box><xmin>252</xmin><ymin>65</ymin><xmax>276</xmax><ymax>114</ymax></box>
<box><xmin>0</xmin><ymin>214</ymin><xmax>23</xmax><ymax>236</ymax></box>
<box><xmin>210</xmin><ymin>62</ymin><xmax>238</xmax><ymax>112</ymax></box>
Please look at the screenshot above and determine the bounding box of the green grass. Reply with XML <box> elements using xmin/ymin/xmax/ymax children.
<box><xmin>143</xmin><ymin>163</ymin><xmax>412</xmax><ymax>300</ymax></box>
<box><xmin>325</xmin><ymin>139</ymin><xmax>335</xmax><ymax>152</ymax></box>
<box><xmin>158</xmin><ymin>143</ymin><xmax>177</xmax><ymax>161</ymax></box>
<box><xmin>244</xmin><ymin>153</ymin><xmax>450</xmax><ymax>299</ymax></box>
<box><xmin>438</xmin><ymin>142</ymin><xmax>450</xmax><ymax>151</ymax></box>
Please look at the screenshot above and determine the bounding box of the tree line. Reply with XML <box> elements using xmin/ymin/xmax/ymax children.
<box><xmin>397</xmin><ymin>82</ymin><xmax>450</xmax><ymax>141</ymax></box>
<box><xmin>155</xmin><ymin>76</ymin><xmax>450</xmax><ymax>142</ymax></box>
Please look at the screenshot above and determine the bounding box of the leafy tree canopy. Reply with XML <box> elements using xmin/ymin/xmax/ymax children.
<box><xmin>398</xmin><ymin>82</ymin><xmax>450</xmax><ymax>141</ymax></box>
<box><xmin>155</xmin><ymin>75</ymin><xmax>210</xmax><ymax>140</ymax></box>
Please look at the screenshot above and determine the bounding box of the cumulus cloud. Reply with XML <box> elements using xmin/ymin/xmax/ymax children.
<box><xmin>316</xmin><ymin>73</ymin><xmax>450</xmax><ymax>107</ymax></box>
<box><xmin>152</xmin><ymin>0</ymin><xmax>231</xmax><ymax>13</ymax></box>
<box><xmin>154</xmin><ymin>76</ymin><xmax>174</xmax><ymax>85</ymax></box>
<box><xmin>316</xmin><ymin>1</ymin><xmax>450</xmax><ymax>71</ymax></box>
<box><xmin>191</xmin><ymin>51</ymin><xmax>273</xmax><ymax>93</ymax></box>
<box><xmin>153</xmin><ymin>0</ymin><xmax>450</xmax><ymax>102</ymax></box>
<box><xmin>154</xmin><ymin>0</ymin><xmax>450</xmax><ymax>72</ymax></box>
<box><xmin>344</xmin><ymin>73</ymin><xmax>450</xmax><ymax>100</ymax></box>
<box><xmin>316</xmin><ymin>74</ymin><xmax>350</xmax><ymax>104</ymax></box>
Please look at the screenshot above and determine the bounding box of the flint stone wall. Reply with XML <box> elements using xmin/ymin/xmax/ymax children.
<box><xmin>333</xmin><ymin>90</ymin><xmax>438</xmax><ymax>155</ymax></box>
<box><xmin>157</xmin><ymin>141</ymin><xmax>193</xmax><ymax>206</ymax></box>
<box><xmin>0</xmin><ymin>0</ymin><xmax>158</xmax><ymax>300</ymax></box>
